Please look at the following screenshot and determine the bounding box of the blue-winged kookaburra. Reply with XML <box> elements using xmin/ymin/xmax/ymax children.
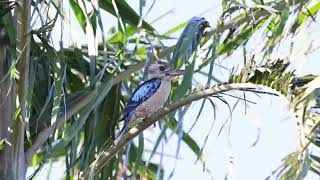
<box><xmin>115</xmin><ymin>61</ymin><xmax>185</xmax><ymax>144</ymax></box>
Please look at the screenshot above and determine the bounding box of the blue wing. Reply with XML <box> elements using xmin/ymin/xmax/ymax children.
<box><xmin>121</xmin><ymin>78</ymin><xmax>161</xmax><ymax>118</ymax></box>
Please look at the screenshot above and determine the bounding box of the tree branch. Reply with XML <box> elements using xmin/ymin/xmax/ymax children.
<box><xmin>81</xmin><ymin>83</ymin><xmax>281</xmax><ymax>179</ymax></box>
<box><xmin>24</xmin><ymin>0</ymin><xmax>304</xmax><ymax>163</ymax></box>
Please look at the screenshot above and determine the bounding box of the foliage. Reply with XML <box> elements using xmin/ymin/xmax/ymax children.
<box><xmin>0</xmin><ymin>0</ymin><xmax>319</xmax><ymax>179</ymax></box>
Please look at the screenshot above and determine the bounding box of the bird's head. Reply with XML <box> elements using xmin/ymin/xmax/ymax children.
<box><xmin>148</xmin><ymin>61</ymin><xmax>185</xmax><ymax>80</ymax></box>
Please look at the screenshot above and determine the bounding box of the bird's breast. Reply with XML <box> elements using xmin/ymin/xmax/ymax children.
<box><xmin>135</xmin><ymin>80</ymin><xmax>172</xmax><ymax>117</ymax></box>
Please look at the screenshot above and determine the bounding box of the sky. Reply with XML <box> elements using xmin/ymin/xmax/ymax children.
<box><xmin>28</xmin><ymin>0</ymin><xmax>320</xmax><ymax>179</ymax></box>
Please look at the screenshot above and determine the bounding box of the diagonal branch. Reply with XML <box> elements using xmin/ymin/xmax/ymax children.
<box><xmin>81</xmin><ymin>83</ymin><xmax>281</xmax><ymax>179</ymax></box>
<box><xmin>24</xmin><ymin>0</ymin><xmax>304</xmax><ymax>163</ymax></box>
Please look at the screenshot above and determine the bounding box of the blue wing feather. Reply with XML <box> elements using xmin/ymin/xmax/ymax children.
<box><xmin>115</xmin><ymin>78</ymin><xmax>161</xmax><ymax>144</ymax></box>
<box><xmin>122</xmin><ymin>78</ymin><xmax>161</xmax><ymax>118</ymax></box>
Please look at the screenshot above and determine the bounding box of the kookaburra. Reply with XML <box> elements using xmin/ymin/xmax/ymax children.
<box><xmin>115</xmin><ymin>61</ymin><xmax>185</xmax><ymax>144</ymax></box>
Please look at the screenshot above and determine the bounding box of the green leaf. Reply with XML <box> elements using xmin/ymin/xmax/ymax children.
<box><xmin>64</xmin><ymin>78</ymin><xmax>113</xmax><ymax>143</ymax></box>
<box><xmin>291</xmin><ymin>2</ymin><xmax>320</xmax><ymax>34</ymax></box>
<box><xmin>266</xmin><ymin>5</ymin><xmax>289</xmax><ymax>51</ymax></box>
<box><xmin>90</xmin><ymin>10</ymin><xmax>97</xmax><ymax>36</ymax></box>
<box><xmin>163</xmin><ymin>21</ymin><xmax>188</xmax><ymax>36</ymax></box>
<box><xmin>167</xmin><ymin>118</ymin><xmax>205</xmax><ymax>163</ymax></box>
<box><xmin>0</xmin><ymin>139</ymin><xmax>8</xmax><ymax>151</ymax></box>
<box><xmin>221</xmin><ymin>0</ymin><xmax>228</xmax><ymax>11</ymax></box>
<box><xmin>171</xmin><ymin>16</ymin><xmax>209</xmax><ymax>67</ymax></box>
<box><xmin>69</xmin><ymin>0</ymin><xmax>87</xmax><ymax>32</ymax></box>
<box><xmin>129</xmin><ymin>144</ymin><xmax>164</xmax><ymax>179</ymax></box>
<box><xmin>50</xmin><ymin>47</ymin><xmax>66</xmax><ymax>137</ymax></box>
<box><xmin>133</xmin><ymin>133</ymin><xmax>144</xmax><ymax>175</ymax></box>
<box><xmin>99</xmin><ymin>0</ymin><xmax>154</xmax><ymax>32</ymax></box>
<box><xmin>25</xmin><ymin>58</ymin><xmax>37</xmax><ymax>144</ymax></box>
<box><xmin>207</xmin><ymin>34</ymin><xmax>220</xmax><ymax>86</ymax></box>
<box><xmin>217</xmin><ymin>17</ymin><xmax>267</xmax><ymax>56</ymax></box>
<box><xmin>1</xmin><ymin>9</ymin><xmax>16</xmax><ymax>55</ymax></box>
<box><xmin>147</xmin><ymin>125</ymin><xmax>167</xmax><ymax>163</ymax></box>
<box><xmin>29</xmin><ymin>153</ymin><xmax>44</xmax><ymax>167</ymax></box>
<box><xmin>174</xmin><ymin>57</ymin><xmax>195</xmax><ymax>100</ymax></box>
<box><xmin>108</xmin><ymin>25</ymin><xmax>136</xmax><ymax>44</ymax></box>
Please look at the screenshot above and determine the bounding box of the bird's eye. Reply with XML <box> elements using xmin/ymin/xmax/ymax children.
<box><xmin>159</xmin><ymin>66</ymin><xmax>165</xmax><ymax>71</ymax></box>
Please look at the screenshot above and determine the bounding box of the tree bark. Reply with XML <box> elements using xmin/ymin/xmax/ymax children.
<box><xmin>0</xmin><ymin>0</ymin><xmax>31</xmax><ymax>179</ymax></box>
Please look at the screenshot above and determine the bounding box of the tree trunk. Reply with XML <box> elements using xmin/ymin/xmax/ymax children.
<box><xmin>0</xmin><ymin>0</ymin><xmax>31</xmax><ymax>179</ymax></box>
<box><xmin>14</xmin><ymin>0</ymin><xmax>32</xmax><ymax>179</ymax></box>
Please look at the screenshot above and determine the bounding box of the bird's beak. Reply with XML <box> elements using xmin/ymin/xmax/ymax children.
<box><xmin>166</xmin><ymin>68</ymin><xmax>185</xmax><ymax>76</ymax></box>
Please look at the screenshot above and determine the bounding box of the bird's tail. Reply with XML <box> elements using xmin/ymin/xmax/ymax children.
<box><xmin>115</xmin><ymin>113</ymin><xmax>133</xmax><ymax>144</ymax></box>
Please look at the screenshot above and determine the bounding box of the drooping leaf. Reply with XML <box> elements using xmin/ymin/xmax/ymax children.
<box><xmin>166</xmin><ymin>118</ymin><xmax>205</xmax><ymax>163</ymax></box>
<box><xmin>69</xmin><ymin>0</ymin><xmax>87</xmax><ymax>32</ymax></box>
<box><xmin>64</xmin><ymin>78</ymin><xmax>114</xmax><ymax>143</ymax></box>
<box><xmin>171</xmin><ymin>16</ymin><xmax>209</xmax><ymax>67</ymax></box>
<box><xmin>217</xmin><ymin>17</ymin><xmax>267</xmax><ymax>56</ymax></box>
<box><xmin>99</xmin><ymin>0</ymin><xmax>155</xmax><ymax>32</ymax></box>
<box><xmin>174</xmin><ymin>57</ymin><xmax>196</xmax><ymax>100</ymax></box>
<box><xmin>128</xmin><ymin>144</ymin><xmax>164</xmax><ymax>179</ymax></box>
<box><xmin>163</xmin><ymin>21</ymin><xmax>188</xmax><ymax>36</ymax></box>
<box><xmin>291</xmin><ymin>2</ymin><xmax>320</xmax><ymax>34</ymax></box>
